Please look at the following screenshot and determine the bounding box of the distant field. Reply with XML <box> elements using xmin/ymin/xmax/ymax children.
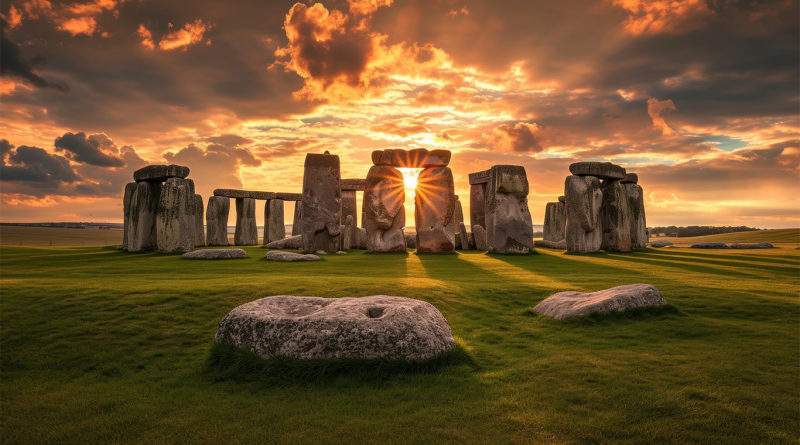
<box><xmin>661</xmin><ymin>228</ymin><xmax>800</xmax><ymax>245</ymax></box>
<box><xmin>0</xmin><ymin>226</ymin><xmax>124</xmax><ymax>246</ymax></box>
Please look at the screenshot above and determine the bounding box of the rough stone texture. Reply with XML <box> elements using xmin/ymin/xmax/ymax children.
<box><xmin>650</xmin><ymin>240</ymin><xmax>673</xmax><ymax>247</ymax></box>
<box><xmin>264</xmin><ymin>251</ymin><xmax>321</xmax><ymax>262</ymax></box>
<box><xmin>206</xmin><ymin>196</ymin><xmax>230</xmax><ymax>246</ymax></box>
<box><xmin>405</xmin><ymin>233</ymin><xmax>416</xmax><ymax>249</ymax></box>
<box><xmin>275</xmin><ymin>192</ymin><xmax>303</xmax><ymax>201</ymax></box>
<box><xmin>466</xmin><ymin>232</ymin><xmax>475</xmax><ymax>249</ymax></box>
<box><xmin>569</xmin><ymin>162</ymin><xmax>626</xmax><ymax>180</ymax></box>
<box><xmin>485</xmin><ymin>165</ymin><xmax>534</xmax><ymax>254</ymax></box>
<box><xmin>214</xmin><ymin>189</ymin><xmax>276</xmax><ymax>200</ymax></box>
<box><xmin>600</xmin><ymin>180</ymin><xmax>632</xmax><ymax>252</ymax></box>
<box><xmin>621</xmin><ymin>173</ymin><xmax>638</xmax><ymax>184</ymax></box>
<box><xmin>458</xmin><ymin>222</ymin><xmax>474</xmax><ymax>250</ymax></box>
<box><xmin>342</xmin><ymin>215</ymin><xmax>354</xmax><ymax>250</ymax></box>
<box><xmin>534</xmin><ymin>284</ymin><xmax>667</xmax><ymax>319</ymax></box>
<box><xmin>214</xmin><ymin>295</ymin><xmax>456</xmax><ymax>360</ymax></box>
<box><xmin>134</xmin><ymin>164</ymin><xmax>189</xmax><ymax>182</ymax></box>
<box><xmin>624</xmin><ymin>183</ymin><xmax>648</xmax><ymax>250</ymax></box>
<box><xmin>564</xmin><ymin>175</ymin><xmax>603</xmax><ymax>253</ymax></box>
<box><xmin>193</xmin><ymin>194</ymin><xmax>205</xmax><ymax>247</ymax></box>
<box><xmin>292</xmin><ymin>202</ymin><xmax>302</xmax><ymax>236</ymax></box>
<box><xmin>336</xmin><ymin>251</ymin><xmax>347</xmax><ymax>254</ymax></box>
<box><xmin>558</xmin><ymin>195</ymin><xmax>566</xmax><ymax>203</ymax></box>
<box><xmin>415</xmin><ymin>167</ymin><xmax>456</xmax><ymax>253</ymax></box>
<box><xmin>691</xmin><ymin>243</ymin><xmax>729</xmax><ymax>249</ymax></box>
<box><xmin>372</xmin><ymin>148</ymin><xmax>451</xmax><ymax>168</ymax></box>
<box><xmin>470</xmin><ymin>183</ymin><xmax>486</xmax><ymax>231</ymax></box>
<box><xmin>543</xmin><ymin>202</ymin><xmax>566</xmax><ymax>242</ymax></box>
<box><xmin>730</xmin><ymin>243</ymin><xmax>774</xmax><ymax>249</ymax></box>
<box><xmin>265</xmin><ymin>235</ymin><xmax>303</xmax><ymax>250</ymax></box>
<box><xmin>535</xmin><ymin>239</ymin><xmax>567</xmax><ymax>249</ymax></box>
<box><xmin>341</xmin><ymin>190</ymin><xmax>359</xmax><ymax>248</ymax></box>
<box><xmin>473</xmin><ymin>224</ymin><xmax>488</xmax><ymax>251</ymax></box>
<box><xmin>468</xmin><ymin>170</ymin><xmax>490</xmax><ymax>185</ymax></box>
<box><xmin>128</xmin><ymin>181</ymin><xmax>162</xmax><ymax>252</ymax></box>
<box><xmin>182</xmin><ymin>248</ymin><xmax>248</xmax><ymax>259</ymax></box>
<box><xmin>122</xmin><ymin>182</ymin><xmax>137</xmax><ymax>250</ymax></box>
<box><xmin>234</xmin><ymin>198</ymin><xmax>258</xmax><ymax>246</ymax></box>
<box><xmin>364</xmin><ymin>165</ymin><xmax>406</xmax><ymax>253</ymax></box>
<box><xmin>301</xmin><ymin>153</ymin><xmax>341</xmax><ymax>253</ymax></box>
<box><xmin>263</xmin><ymin>200</ymin><xmax>286</xmax><ymax>245</ymax></box>
<box><xmin>357</xmin><ymin>227</ymin><xmax>368</xmax><ymax>249</ymax></box>
<box><xmin>156</xmin><ymin>178</ymin><xmax>195</xmax><ymax>253</ymax></box>
<box><xmin>341</xmin><ymin>179</ymin><xmax>366</xmax><ymax>191</ymax></box>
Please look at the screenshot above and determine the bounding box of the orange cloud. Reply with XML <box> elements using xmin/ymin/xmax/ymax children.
<box><xmin>614</xmin><ymin>0</ymin><xmax>710</xmax><ymax>35</ymax></box>
<box><xmin>2</xmin><ymin>4</ymin><xmax>24</xmax><ymax>30</ymax></box>
<box><xmin>158</xmin><ymin>19</ymin><xmax>213</xmax><ymax>51</ymax></box>
<box><xmin>485</xmin><ymin>122</ymin><xmax>556</xmax><ymax>153</ymax></box>
<box><xmin>136</xmin><ymin>24</ymin><xmax>154</xmax><ymax>49</ymax></box>
<box><xmin>347</xmin><ymin>0</ymin><xmax>393</xmax><ymax>16</ymax></box>
<box><xmin>9</xmin><ymin>0</ymin><xmax>119</xmax><ymax>37</ymax></box>
<box><xmin>56</xmin><ymin>16</ymin><xmax>97</xmax><ymax>36</ymax></box>
<box><xmin>447</xmin><ymin>6</ymin><xmax>469</xmax><ymax>17</ymax></box>
<box><xmin>647</xmin><ymin>97</ymin><xmax>677</xmax><ymax>135</ymax></box>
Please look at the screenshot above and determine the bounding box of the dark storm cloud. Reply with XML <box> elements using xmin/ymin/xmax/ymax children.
<box><xmin>0</xmin><ymin>17</ymin><xmax>69</xmax><ymax>92</ymax></box>
<box><xmin>54</xmin><ymin>132</ymin><xmax>126</xmax><ymax>167</ymax></box>
<box><xmin>1</xmin><ymin>142</ymin><xmax>80</xmax><ymax>185</ymax></box>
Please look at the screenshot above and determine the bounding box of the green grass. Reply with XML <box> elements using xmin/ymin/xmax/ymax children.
<box><xmin>659</xmin><ymin>228</ymin><xmax>800</xmax><ymax>245</ymax></box>
<box><xmin>1</xmin><ymin>244</ymin><xmax>798</xmax><ymax>444</ymax></box>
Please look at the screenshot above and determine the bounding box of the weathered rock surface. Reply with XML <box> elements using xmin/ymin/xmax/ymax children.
<box><xmin>624</xmin><ymin>183</ymin><xmax>648</xmax><ymax>250</ymax></box>
<box><xmin>193</xmin><ymin>194</ymin><xmax>205</xmax><ymax>247</ymax></box>
<box><xmin>691</xmin><ymin>243</ymin><xmax>729</xmax><ymax>249</ymax></box>
<box><xmin>275</xmin><ymin>192</ymin><xmax>303</xmax><ymax>201</ymax></box>
<box><xmin>415</xmin><ymin>167</ymin><xmax>456</xmax><ymax>253</ymax></box>
<box><xmin>264</xmin><ymin>251</ymin><xmax>321</xmax><ymax>262</ymax></box>
<box><xmin>649</xmin><ymin>240</ymin><xmax>673</xmax><ymax>247</ymax></box>
<box><xmin>543</xmin><ymin>201</ymin><xmax>566</xmax><ymax>243</ymax></box>
<box><xmin>265</xmin><ymin>235</ymin><xmax>303</xmax><ymax>250</ymax></box>
<box><xmin>485</xmin><ymin>165</ymin><xmax>534</xmax><ymax>254</ymax></box>
<box><xmin>214</xmin><ymin>189</ymin><xmax>277</xmax><ymax>200</ymax></box>
<box><xmin>341</xmin><ymin>190</ymin><xmax>359</xmax><ymax>248</ymax></box>
<box><xmin>449</xmin><ymin>198</ymin><xmax>464</xmax><ymax>247</ymax></box>
<box><xmin>558</xmin><ymin>195</ymin><xmax>566</xmax><ymax>203</ymax></box>
<box><xmin>458</xmin><ymin>222</ymin><xmax>474</xmax><ymax>250</ymax></box>
<box><xmin>364</xmin><ymin>165</ymin><xmax>406</xmax><ymax>252</ymax></box>
<box><xmin>206</xmin><ymin>196</ymin><xmax>230</xmax><ymax>246</ymax></box>
<box><xmin>600</xmin><ymin>180</ymin><xmax>632</xmax><ymax>252</ymax></box>
<box><xmin>156</xmin><ymin>178</ymin><xmax>195</xmax><ymax>253</ymax></box>
<box><xmin>301</xmin><ymin>153</ymin><xmax>341</xmax><ymax>253</ymax></box>
<box><xmin>371</xmin><ymin>148</ymin><xmax>451</xmax><ymax>168</ymax></box>
<box><xmin>341</xmin><ymin>179</ymin><xmax>366</xmax><ymax>191</ymax></box>
<box><xmin>128</xmin><ymin>181</ymin><xmax>162</xmax><ymax>252</ymax></box>
<box><xmin>134</xmin><ymin>164</ymin><xmax>189</xmax><ymax>182</ymax></box>
<box><xmin>263</xmin><ymin>199</ymin><xmax>285</xmax><ymax>245</ymax></box>
<box><xmin>182</xmin><ymin>248</ymin><xmax>248</xmax><ymax>259</ymax></box>
<box><xmin>357</xmin><ymin>227</ymin><xmax>368</xmax><ymax>249</ymax></box>
<box><xmin>122</xmin><ymin>182</ymin><xmax>137</xmax><ymax>250</ymax></box>
<box><xmin>569</xmin><ymin>162</ymin><xmax>626</xmax><ymax>180</ymax></box>
<box><xmin>534</xmin><ymin>239</ymin><xmax>567</xmax><ymax>249</ymax></box>
<box><xmin>730</xmin><ymin>243</ymin><xmax>774</xmax><ymax>249</ymax></box>
<box><xmin>470</xmin><ymin>183</ymin><xmax>486</xmax><ymax>232</ymax></box>
<box><xmin>621</xmin><ymin>173</ymin><xmax>638</xmax><ymax>184</ymax></box>
<box><xmin>214</xmin><ymin>295</ymin><xmax>456</xmax><ymax>360</ymax></box>
<box><xmin>565</xmin><ymin>175</ymin><xmax>603</xmax><ymax>253</ymax></box>
<box><xmin>405</xmin><ymin>233</ymin><xmax>416</xmax><ymax>249</ymax></box>
<box><xmin>234</xmin><ymin>198</ymin><xmax>258</xmax><ymax>246</ymax></box>
<box><xmin>473</xmin><ymin>224</ymin><xmax>488</xmax><ymax>251</ymax></box>
<box><xmin>342</xmin><ymin>215</ymin><xmax>354</xmax><ymax>250</ymax></box>
<box><xmin>534</xmin><ymin>284</ymin><xmax>667</xmax><ymax>319</ymax></box>
<box><xmin>292</xmin><ymin>202</ymin><xmax>302</xmax><ymax>236</ymax></box>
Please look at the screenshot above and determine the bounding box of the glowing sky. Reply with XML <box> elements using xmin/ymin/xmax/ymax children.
<box><xmin>1</xmin><ymin>0</ymin><xmax>798</xmax><ymax>227</ymax></box>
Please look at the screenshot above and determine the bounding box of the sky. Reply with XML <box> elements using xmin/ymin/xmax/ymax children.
<box><xmin>1</xmin><ymin>0</ymin><xmax>798</xmax><ymax>228</ymax></box>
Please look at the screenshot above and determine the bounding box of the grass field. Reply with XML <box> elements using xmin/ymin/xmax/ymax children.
<box><xmin>1</xmin><ymin>230</ymin><xmax>798</xmax><ymax>444</ymax></box>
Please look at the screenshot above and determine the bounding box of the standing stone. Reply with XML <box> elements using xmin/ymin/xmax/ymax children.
<box><xmin>484</xmin><ymin>165</ymin><xmax>534</xmax><ymax>254</ymax></box>
<box><xmin>128</xmin><ymin>181</ymin><xmax>162</xmax><ymax>252</ymax></box>
<box><xmin>415</xmin><ymin>167</ymin><xmax>456</xmax><ymax>253</ymax></box>
<box><xmin>134</xmin><ymin>164</ymin><xmax>190</xmax><ymax>182</ymax></box>
<box><xmin>193</xmin><ymin>194</ymin><xmax>205</xmax><ymax>247</ymax></box>
<box><xmin>473</xmin><ymin>224</ymin><xmax>488</xmax><ymax>251</ymax></box>
<box><xmin>357</xmin><ymin>227</ymin><xmax>368</xmax><ymax>249</ymax></box>
<box><xmin>122</xmin><ymin>182</ymin><xmax>137</xmax><ymax>250</ymax></box>
<box><xmin>234</xmin><ymin>198</ymin><xmax>258</xmax><ymax>246</ymax></box>
<box><xmin>342</xmin><ymin>215</ymin><xmax>354</xmax><ymax>250</ymax></box>
<box><xmin>364</xmin><ymin>165</ymin><xmax>406</xmax><ymax>252</ymax></box>
<box><xmin>564</xmin><ymin>175</ymin><xmax>603</xmax><ymax>253</ymax></box>
<box><xmin>458</xmin><ymin>222</ymin><xmax>475</xmax><ymax>250</ymax></box>
<box><xmin>543</xmin><ymin>201</ymin><xmax>566</xmax><ymax>242</ymax></box>
<box><xmin>156</xmin><ymin>178</ymin><xmax>195</xmax><ymax>253</ymax></box>
<box><xmin>470</xmin><ymin>183</ymin><xmax>486</xmax><ymax>232</ymax></box>
<box><xmin>301</xmin><ymin>153</ymin><xmax>341</xmax><ymax>253</ymax></box>
<box><xmin>447</xmin><ymin>197</ymin><xmax>463</xmax><ymax>248</ymax></box>
<box><xmin>206</xmin><ymin>196</ymin><xmax>230</xmax><ymax>246</ymax></box>
<box><xmin>624</xmin><ymin>182</ymin><xmax>647</xmax><ymax>250</ymax></box>
<box><xmin>600</xmin><ymin>180</ymin><xmax>632</xmax><ymax>252</ymax></box>
<box><xmin>569</xmin><ymin>162</ymin><xmax>626</xmax><ymax>180</ymax></box>
<box><xmin>292</xmin><ymin>201</ymin><xmax>302</xmax><ymax>236</ymax></box>
<box><xmin>263</xmin><ymin>199</ymin><xmax>285</xmax><ymax>245</ymax></box>
<box><xmin>341</xmin><ymin>190</ymin><xmax>359</xmax><ymax>247</ymax></box>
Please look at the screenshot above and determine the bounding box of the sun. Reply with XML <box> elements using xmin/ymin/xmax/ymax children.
<box><xmin>398</xmin><ymin>168</ymin><xmax>423</xmax><ymax>199</ymax></box>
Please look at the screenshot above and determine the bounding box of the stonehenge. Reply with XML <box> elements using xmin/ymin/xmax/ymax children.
<box><xmin>128</xmin><ymin>180</ymin><xmax>162</xmax><ymax>252</ymax></box>
<box><xmin>193</xmin><ymin>194</ymin><xmax>205</xmax><ymax>247</ymax></box>
<box><xmin>208</xmin><ymin>189</ymin><xmax>302</xmax><ymax>247</ymax></box>
<box><xmin>543</xmin><ymin>201</ymin><xmax>566</xmax><ymax>243</ymax></box>
<box><xmin>564</xmin><ymin>175</ymin><xmax>603</xmax><ymax>253</ymax></box>
<box><xmin>415</xmin><ymin>166</ymin><xmax>456</xmax><ymax>253</ymax></box>
<box><xmin>206</xmin><ymin>196</ymin><xmax>230</xmax><ymax>246</ymax></box>
<box><xmin>263</xmin><ymin>199</ymin><xmax>285</xmax><ymax>245</ymax></box>
<box><xmin>468</xmin><ymin>170</ymin><xmax>488</xmax><ymax>231</ymax></box>
<box><xmin>600</xmin><ymin>179</ymin><xmax>632</xmax><ymax>252</ymax></box>
<box><xmin>364</xmin><ymin>165</ymin><xmax>407</xmax><ymax>252</ymax></box>
<box><xmin>234</xmin><ymin>198</ymin><xmax>258</xmax><ymax>246</ymax></box>
<box><xmin>484</xmin><ymin>165</ymin><xmax>534</xmax><ymax>254</ymax></box>
<box><xmin>301</xmin><ymin>153</ymin><xmax>341</xmax><ymax>253</ymax></box>
<box><xmin>156</xmin><ymin>177</ymin><xmax>197</xmax><ymax>253</ymax></box>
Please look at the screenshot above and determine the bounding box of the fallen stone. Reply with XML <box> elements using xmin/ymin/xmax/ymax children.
<box><xmin>364</xmin><ymin>165</ymin><xmax>406</xmax><ymax>252</ymax></box>
<box><xmin>534</xmin><ymin>239</ymin><xmax>566</xmax><ymax>249</ymax></box>
<box><xmin>134</xmin><ymin>164</ymin><xmax>189</xmax><ymax>182</ymax></box>
<box><xmin>263</xmin><ymin>199</ymin><xmax>285</xmax><ymax>245</ymax></box>
<box><xmin>156</xmin><ymin>178</ymin><xmax>195</xmax><ymax>253</ymax></box>
<box><xmin>473</xmin><ymin>224</ymin><xmax>488</xmax><ymax>251</ymax></box>
<box><xmin>565</xmin><ymin>175</ymin><xmax>603</xmax><ymax>253</ymax></box>
<box><xmin>301</xmin><ymin>153</ymin><xmax>341</xmax><ymax>253</ymax></box>
<box><xmin>484</xmin><ymin>165</ymin><xmax>534</xmax><ymax>254</ymax></box>
<box><xmin>234</xmin><ymin>198</ymin><xmax>258</xmax><ymax>246</ymax></box>
<box><xmin>730</xmin><ymin>243</ymin><xmax>774</xmax><ymax>249</ymax></box>
<box><xmin>265</xmin><ymin>235</ymin><xmax>303</xmax><ymax>249</ymax></box>
<box><xmin>543</xmin><ymin>201</ymin><xmax>566</xmax><ymax>243</ymax></box>
<box><xmin>182</xmin><ymin>248</ymin><xmax>248</xmax><ymax>259</ymax></box>
<box><xmin>193</xmin><ymin>194</ymin><xmax>205</xmax><ymax>247</ymax></box>
<box><xmin>649</xmin><ymin>240</ymin><xmax>673</xmax><ymax>247</ymax></box>
<box><xmin>206</xmin><ymin>196</ymin><xmax>230</xmax><ymax>246</ymax></box>
<box><xmin>691</xmin><ymin>243</ymin><xmax>729</xmax><ymax>249</ymax></box>
<box><xmin>600</xmin><ymin>180</ymin><xmax>632</xmax><ymax>252</ymax></box>
<box><xmin>315</xmin><ymin>250</ymin><xmax>327</xmax><ymax>255</ymax></box>
<box><xmin>214</xmin><ymin>189</ymin><xmax>277</xmax><ymax>200</ymax></box>
<box><xmin>621</xmin><ymin>173</ymin><xmax>638</xmax><ymax>184</ymax></box>
<box><xmin>214</xmin><ymin>295</ymin><xmax>456</xmax><ymax>360</ymax></box>
<box><xmin>336</xmin><ymin>251</ymin><xmax>347</xmax><ymax>254</ymax></box>
<box><xmin>128</xmin><ymin>181</ymin><xmax>162</xmax><ymax>252</ymax></box>
<box><xmin>569</xmin><ymin>162</ymin><xmax>626</xmax><ymax>180</ymax></box>
<box><xmin>415</xmin><ymin>167</ymin><xmax>456</xmax><ymax>253</ymax></box>
<box><xmin>264</xmin><ymin>251</ymin><xmax>321</xmax><ymax>262</ymax></box>
<box><xmin>624</xmin><ymin>183</ymin><xmax>648</xmax><ymax>250</ymax></box>
<box><xmin>534</xmin><ymin>284</ymin><xmax>667</xmax><ymax>319</ymax></box>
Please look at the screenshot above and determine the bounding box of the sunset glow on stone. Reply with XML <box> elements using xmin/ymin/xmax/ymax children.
<box><xmin>399</xmin><ymin>168</ymin><xmax>423</xmax><ymax>199</ymax></box>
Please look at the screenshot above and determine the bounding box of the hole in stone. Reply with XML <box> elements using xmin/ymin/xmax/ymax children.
<box><xmin>367</xmin><ymin>307</ymin><xmax>385</xmax><ymax>318</ymax></box>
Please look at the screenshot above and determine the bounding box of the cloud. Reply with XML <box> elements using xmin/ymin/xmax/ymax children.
<box><xmin>484</xmin><ymin>122</ymin><xmax>555</xmax><ymax>153</ymax></box>
<box><xmin>205</xmin><ymin>134</ymin><xmax>255</xmax><ymax>147</ymax></box>
<box><xmin>56</xmin><ymin>16</ymin><xmax>97</xmax><ymax>36</ymax></box>
<box><xmin>136</xmin><ymin>24</ymin><xmax>154</xmax><ymax>49</ymax></box>
<box><xmin>162</xmin><ymin>142</ymin><xmax>262</xmax><ymax>198</ymax></box>
<box><xmin>613</xmin><ymin>0</ymin><xmax>710</xmax><ymax>35</ymax></box>
<box><xmin>347</xmin><ymin>0</ymin><xmax>393</xmax><ymax>16</ymax></box>
<box><xmin>447</xmin><ymin>7</ymin><xmax>469</xmax><ymax>17</ymax></box>
<box><xmin>158</xmin><ymin>19</ymin><xmax>213</xmax><ymax>51</ymax></box>
<box><xmin>8</xmin><ymin>0</ymin><xmax>119</xmax><ymax>38</ymax></box>
<box><xmin>1</xmin><ymin>17</ymin><xmax>69</xmax><ymax>92</ymax></box>
<box><xmin>1</xmin><ymin>4</ymin><xmax>23</xmax><ymax>30</ymax></box>
<box><xmin>54</xmin><ymin>132</ymin><xmax>126</xmax><ymax>167</ymax></box>
<box><xmin>647</xmin><ymin>97</ymin><xmax>677</xmax><ymax>135</ymax></box>
<box><xmin>1</xmin><ymin>140</ymin><xmax>81</xmax><ymax>185</ymax></box>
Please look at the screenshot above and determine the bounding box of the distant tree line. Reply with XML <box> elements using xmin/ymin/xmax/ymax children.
<box><xmin>648</xmin><ymin>226</ymin><xmax>761</xmax><ymax>237</ymax></box>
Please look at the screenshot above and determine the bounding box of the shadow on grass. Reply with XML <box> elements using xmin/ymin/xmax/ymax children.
<box><xmin>523</xmin><ymin>304</ymin><xmax>684</xmax><ymax>326</ymax></box>
<box><xmin>205</xmin><ymin>341</ymin><xmax>479</xmax><ymax>384</ymax></box>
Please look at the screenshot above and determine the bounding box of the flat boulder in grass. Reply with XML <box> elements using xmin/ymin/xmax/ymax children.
<box><xmin>691</xmin><ymin>243</ymin><xmax>729</xmax><ymax>249</ymax></box>
<box><xmin>534</xmin><ymin>284</ymin><xmax>667</xmax><ymax>319</ymax></box>
<box><xmin>264</xmin><ymin>251</ymin><xmax>321</xmax><ymax>262</ymax></box>
<box><xmin>730</xmin><ymin>243</ymin><xmax>774</xmax><ymax>249</ymax></box>
<box><xmin>650</xmin><ymin>240</ymin><xmax>673</xmax><ymax>247</ymax></box>
<box><xmin>182</xmin><ymin>248</ymin><xmax>248</xmax><ymax>259</ymax></box>
<box><xmin>214</xmin><ymin>295</ymin><xmax>456</xmax><ymax>360</ymax></box>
